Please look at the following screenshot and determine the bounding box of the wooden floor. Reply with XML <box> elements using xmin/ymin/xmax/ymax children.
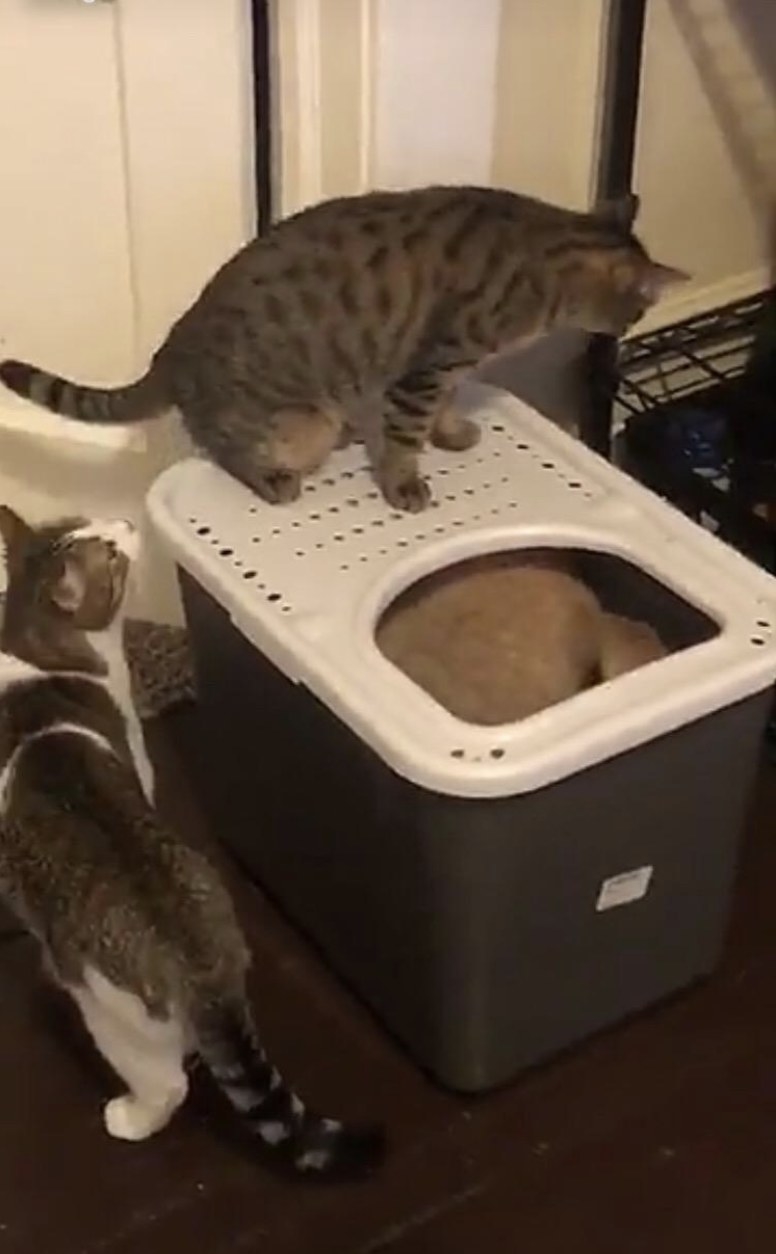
<box><xmin>2</xmin><ymin>703</ymin><xmax>776</xmax><ymax>1254</ymax></box>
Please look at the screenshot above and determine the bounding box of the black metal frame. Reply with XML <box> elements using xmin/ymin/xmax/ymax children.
<box><xmin>579</xmin><ymin>0</ymin><xmax>648</xmax><ymax>457</ymax></box>
<box><xmin>250</xmin><ymin>0</ymin><xmax>273</xmax><ymax>229</ymax></box>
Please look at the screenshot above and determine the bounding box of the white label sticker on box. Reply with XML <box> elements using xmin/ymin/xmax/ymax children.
<box><xmin>596</xmin><ymin>866</ymin><xmax>653</xmax><ymax>912</ymax></box>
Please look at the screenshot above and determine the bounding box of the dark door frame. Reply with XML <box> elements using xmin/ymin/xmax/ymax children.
<box><xmin>250</xmin><ymin>0</ymin><xmax>274</xmax><ymax>229</ymax></box>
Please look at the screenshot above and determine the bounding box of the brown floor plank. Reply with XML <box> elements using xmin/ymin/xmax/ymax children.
<box><xmin>0</xmin><ymin>708</ymin><xmax>774</xmax><ymax>1253</ymax></box>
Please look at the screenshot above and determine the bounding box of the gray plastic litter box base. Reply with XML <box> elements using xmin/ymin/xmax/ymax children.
<box><xmin>177</xmin><ymin>570</ymin><xmax>768</xmax><ymax>1093</ymax></box>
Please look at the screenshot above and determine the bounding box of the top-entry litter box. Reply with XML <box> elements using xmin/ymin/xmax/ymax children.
<box><xmin>148</xmin><ymin>383</ymin><xmax>776</xmax><ymax>1091</ymax></box>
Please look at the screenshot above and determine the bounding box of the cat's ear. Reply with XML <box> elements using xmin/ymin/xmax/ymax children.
<box><xmin>597</xmin><ymin>192</ymin><xmax>640</xmax><ymax>232</ymax></box>
<box><xmin>638</xmin><ymin>260</ymin><xmax>691</xmax><ymax>302</ymax></box>
<box><xmin>0</xmin><ymin>505</ymin><xmax>33</xmax><ymax>568</ymax></box>
<box><xmin>49</xmin><ymin>553</ymin><xmax>87</xmax><ymax>614</ymax></box>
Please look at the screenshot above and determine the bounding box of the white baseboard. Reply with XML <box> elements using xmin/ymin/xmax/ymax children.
<box><xmin>630</xmin><ymin>266</ymin><xmax>771</xmax><ymax>337</ymax></box>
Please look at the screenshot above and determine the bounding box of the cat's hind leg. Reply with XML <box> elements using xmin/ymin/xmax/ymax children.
<box><xmin>72</xmin><ymin>968</ymin><xmax>188</xmax><ymax>1142</ymax></box>
<box><xmin>212</xmin><ymin>405</ymin><xmax>345</xmax><ymax>504</ymax></box>
<box><xmin>429</xmin><ymin>399</ymin><xmax>481</xmax><ymax>452</ymax></box>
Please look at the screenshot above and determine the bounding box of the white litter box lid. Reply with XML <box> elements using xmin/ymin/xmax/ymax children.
<box><xmin>147</xmin><ymin>383</ymin><xmax>776</xmax><ymax>798</ymax></box>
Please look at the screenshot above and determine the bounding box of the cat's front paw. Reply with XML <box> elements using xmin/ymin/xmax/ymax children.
<box><xmin>381</xmin><ymin>472</ymin><xmax>432</xmax><ymax>513</ymax></box>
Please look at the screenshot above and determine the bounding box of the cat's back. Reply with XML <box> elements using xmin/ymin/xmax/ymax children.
<box><xmin>376</xmin><ymin>565</ymin><xmax>604</xmax><ymax>725</ymax></box>
<box><xmin>1</xmin><ymin>693</ymin><xmax>242</xmax><ymax>987</ymax></box>
<box><xmin>170</xmin><ymin>184</ymin><xmax>586</xmax><ymax>317</ymax></box>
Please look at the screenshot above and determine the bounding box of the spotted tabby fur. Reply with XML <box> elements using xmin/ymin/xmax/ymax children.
<box><xmin>0</xmin><ymin>186</ymin><xmax>685</xmax><ymax>511</ymax></box>
<box><xmin>0</xmin><ymin>506</ymin><xmax>383</xmax><ymax>1179</ymax></box>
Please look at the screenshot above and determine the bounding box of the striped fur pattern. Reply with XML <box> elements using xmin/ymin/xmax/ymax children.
<box><xmin>0</xmin><ymin>186</ymin><xmax>686</xmax><ymax>511</ymax></box>
<box><xmin>0</xmin><ymin>506</ymin><xmax>384</xmax><ymax>1179</ymax></box>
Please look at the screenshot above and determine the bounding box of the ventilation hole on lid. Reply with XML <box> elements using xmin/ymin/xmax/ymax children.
<box><xmin>445</xmin><ymin>493</ymin><xmax>456</xmax><ymax>501</ymax></box>
<box><xmin>378</xmin><ymin>547</ymin><xmax>388</xmax><ymax>555</ymax></box>
<box><xmin>242</xmin><ymin>570</ymin><xmax>257</xmax><ymax>580</ymax></box>
<box><xmin>295</xmin><ymin>549</ymin><xmax>305</xmax><ymax>557</ymax></box>
<box><xmin>438</xmin><ymin>468</ymin><xmax>449</xmax><ymax>477</ymax></box>
<box><xmin>452</xmin><ymin>519</ymin><xmax>464</xmax><ymax>527</ymax></box>
<box><xmin>310</xmin><ymin>512</ymin><xmax>321</xmax><ymax>521</ymax></box>
<box><xmin>492</xmin><ymin>424</ymin><xmax>504</xmax><ymax>433</ymax></box>
<box><xmin>334</xmin><ymin>533</ymin><xmax>345</xmax><ymax>542</ymax></box>
<box><xmin>756</xmin><ymin>619</ymin><xmax>770</xmax><ymax>628</ymax></box>
<box><xmin>367</xmin><ymin>491</ymin><xmax>379</xmax><ymax>500</ymax></box>
<box><xmin>751</xmin><ymin>636</ymin><xmax>766</xmax><ymax>646</ymax></box>
<box><xmin>430</xmin><ymin>500</ymin><xmax>441</xmax><ymax>509</ymax></box>
<box><xmin>291</xmin><ymin>521</ymin><xmax>301</xmax><ymax>529</ymax></box>
<box><xmin>372</xmin><ymin>519</ymin><xmax>385</xmax><ymax>528</ymax></box>
<box><xmin>188</xmin><ymin>516</ymin><xmax>197</xmax><ymax>524</ymax></box>
<box><xmin>434</xmin><ymin>525</ymin><xmax>445</xmax><ymax>533</ymax></box>
<box><xmin>248</xmin><ymin>507</ymin><xmax>257</xmax><ymax>515</ymax></box>
<box><xmin>346</xmin><ymin>498</ymin><xmax>359</xmax><ymax>507</ymax></box>
<box><xmin>340</xmin><ymin>563</ymin><xmax>349</xmax><ymax>571</ymax></box>
<box><xmin>281</xmin><ymin>605</ymin><xmax>292</xmax><ymax>613</ymax></box>
<box><xmin>390</xmin><ymin>513</ymin><xmax>403</xmax><ymax>521</ymax></box>
<box><xmin>451</xmin><ymin>748</ymin><xmax>464</xmax><ymax>759</ymax></box>
<box><xmin>490</xmin><ymin>747</ymin><xmax>505</xmax><ymax>760</ymax></box>
<box><xmin>271</xmin><ymin>527</ymin><xmax>282</xmax><ymax>536</ymax></box>
<box><xmin>397</xmin><ymin>539</ymin><xmax>408</xmax><ymax>548</ymax></box>
<box><xmin>219</xmin><ymin>548</ymin><xmax>234</xmax><ymax>557</ymax></box>
<box><xmin>328</xmin><ymin>506</ymin><xmax>340</xmax><ymax>514</ymax></box>
<box><xmin>353</xmin><ymin>525</ymin><xmax>364</xmax><ymax>535</ymax></box>
<box><xmin>568</xmin><ymin>481</ymin><xmax>582</xmax><ymax>489</ymax></box>
<box><xmin>315</xmin><ymin>542</ymin><xmax>325</xmax><ymax>549</ymax></box>
<box><xmin>196</xmin><ymin>526</ymin><xmax>211</xmax><ymax>536</ymax></box>
<box><xmin>415</xmin><ymin>533</ymin><xmax>425</xmax><ymax>541</ymax></box>
<box><xmin>491</xmin><ymin>507</ymin><xmax>501</xmax><ymax>515</ymax></box>
<box><xmin>341</xmin><ymin>471</ymin><xmax>354</xmax><ymax>480</ymax></box>
<box><xmin>323</xmin><ymin>477</ymin><xmax>336</xmax><ymax>486</ymax></box>
<box><xmin>267</xmin><ymin>592</ymin><xmax>281</xmax><ymax>603</ymax></box>
<box><xmin>516</xmin><ymin>442</ymin><xmax>529</xmax><ymax>451</ymax></box>
<box><xmin>234</xmin><ymin>558</ymin><xmax>243</xmax><ymax>567</ymax></box>
<box><xmin>541</xmin><ymin>461</ymin><xmax>554</xmax><ymax>470</ymax></box>
<box><xmin>359</xmin><ymin>554</ymin><xmax>369</xmax><ymax>562</ymax></box>
<box><xmin>501</xmin><ymin>475</ymin><xmax>510</xmax><ymax>484</ymax></box>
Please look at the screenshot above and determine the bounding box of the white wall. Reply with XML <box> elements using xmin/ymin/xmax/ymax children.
<box><xmin>292</xmin><ymin>0</ymin><xmax>776</xmax><ymax>332</ymax></box>
<box><xmin>0</xmin><ymin>0</ymin><xmax>256</xmax><ymax>622</ymax></box>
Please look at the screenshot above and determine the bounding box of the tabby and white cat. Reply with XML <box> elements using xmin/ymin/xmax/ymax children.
<box><xmin>375</xmin><ymin>557</ymin><xmax>666</xmax><ymax>725</ymax></box>
<box><xmin>0</xmin><ymin>506</ymin><xmax>383</xmax><ymax>1179</ymax></box>
<box><xmin>0</xmin><ymin>186</ymin><xmax>686</xmax><ymax>512</ymax></box>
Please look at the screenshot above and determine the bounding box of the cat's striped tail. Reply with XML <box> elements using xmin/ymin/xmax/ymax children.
<box><xmin>195</xmin><ymin>1002</ymin><xmax>386</xmax><ymax>1180</ymax></box>
<box><xmin>0</xmin><ymin>358</ymin><xmax>165</xmax><ymax>424</ymax></box>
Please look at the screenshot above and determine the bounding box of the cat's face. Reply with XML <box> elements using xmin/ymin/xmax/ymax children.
<box><xmin>573</xmin><ymin>242</ymin><xmax>689</xmax><ymax>337</ymax></box>
<box><xmin>0</xmin><ymin>507</ymin><xmax>138</xmax><ymax>632</ymax></box>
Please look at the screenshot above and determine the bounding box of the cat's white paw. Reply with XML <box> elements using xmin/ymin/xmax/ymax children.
<box><xmin>104</xmin><ymin>1095</ymin><xmax>161</xmax><ymax>1141</ymax></box>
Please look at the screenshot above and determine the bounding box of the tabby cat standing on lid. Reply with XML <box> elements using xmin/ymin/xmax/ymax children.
<box><xmin>0</xmin><ymin>186</ymin><xmax>686</xmax><ymax>511</ymax></box>
<box><xmin>0</xmin><ymin>506</ymin><xmax>384</xmax><ymax>1179</ymax></box>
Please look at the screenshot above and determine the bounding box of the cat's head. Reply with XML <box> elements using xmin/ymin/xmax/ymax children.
<box><xmin>0</xmin><ymin>506</ymin><xmax>139</xmax><ymax>635</ymax></box>
<box><xmin>562</xmin><ymin>194</ymin><xmax>689</xmax><ymax>337</ymax></box>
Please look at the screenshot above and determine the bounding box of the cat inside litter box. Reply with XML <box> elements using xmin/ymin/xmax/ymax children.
<box><xmin>375</xmin><ymin>548</ymin><xmax>715</xmax><ymax>727</ymax></box>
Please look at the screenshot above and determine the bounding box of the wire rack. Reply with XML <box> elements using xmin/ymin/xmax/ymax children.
<box><xmin>617</xmin><ymin>289</ymin><xmax>776</xmax><ymax>572</ymax></box>
<box><xmin>617</xmin><ymin>288</ymin><xmax>776</xmax><ymax>748</ymax></box>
